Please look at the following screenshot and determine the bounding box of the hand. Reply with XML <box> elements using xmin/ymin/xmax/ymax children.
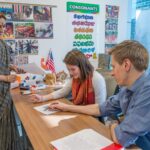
<box><xmin>48</xmin><ymin>101</ymin><xmax>69</xmax><ymax>111</ymax></box>
<box><xmin>10</xmin><ymin>65</ymin><xmax>26</xmax><ymax>74</ymax></box>
<box><xmin>15</xmin><ymin>67</ymin><xmax>26</xmax><ymax>74</ymax></box>
<box><xmin>6</xmin><ymin>75</ymin><xmax>17</xmax><ymax>83</ymax></box>
<box><xmin>29</xmin><ymin>94</ymin><xmax>44</xmax><ymax>103</ymax></box>
<box><xmin>110</xmin><ymin>122</ymin><xmax>119</xmax><ymax>144</ymax></box>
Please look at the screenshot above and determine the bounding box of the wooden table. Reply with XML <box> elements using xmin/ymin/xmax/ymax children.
<box><xmin>11</xmin><ymin>88</ymin><xmax>112</xmax><ymax>150</ymax></box>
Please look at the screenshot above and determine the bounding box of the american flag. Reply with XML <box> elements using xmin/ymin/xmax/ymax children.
<box><xmin>46</xmin><ymin>50</ymin><xmax>55</xmax><ymax>73</ymax></box>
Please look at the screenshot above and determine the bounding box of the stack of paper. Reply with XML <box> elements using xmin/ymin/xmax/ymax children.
<box><xmin>50</xmin><ymin>129</ymin><xmax>123</xmax><ymax>150</ymax></box>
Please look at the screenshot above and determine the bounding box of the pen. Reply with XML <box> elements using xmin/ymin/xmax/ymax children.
<box><xmin>43</xmin><ymin>106</ymin><xmax>49</xmax><ymax>111</ymax></box>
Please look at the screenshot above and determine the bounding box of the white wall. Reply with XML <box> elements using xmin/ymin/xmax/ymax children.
<box><xmin>0</xmin><ymin>0</ymin><xmax>129</xmax><ymax>72</ymax></box>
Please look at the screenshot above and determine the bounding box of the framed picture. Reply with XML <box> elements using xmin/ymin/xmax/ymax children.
<box><xmin>35</xmin><ymin>23</ymin><xmax>53</xmax><ymax>38</ymax></box>
<box><xmin>0</xmin><ymin>4</ymin><xmax>13</xmax><ymax>21</ymax></box>
<box><xmin>15</xmin><ymin>23</ymin><xmax>35</xmax><ymax>38</ymax></box>
<box><xmin>33</xmin><ymin>6</ymin><xmax>52</xmax><ymax>22</ymax></box>
<box><xmin>12</xmin><ymin>55</ymin><xmax>28</xmax><ymax>65</ymax></box>
<box><xmin>16</xmin><ymin>39</ymin><xmax>38</xmax><ymax>55</ymax></box>
<box><xmin>2</xmin><ymin>22</ymin><xmax>14</xmax><ymax>39</ymax></box>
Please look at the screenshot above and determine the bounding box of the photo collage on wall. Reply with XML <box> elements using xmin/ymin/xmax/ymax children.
<box><xmin>105</xmin><ymin>5</ymin><xmax>119</xmax><ymax>53</ymax></box>
<box><xmin>0</xmin><ymin>3</ymin><xmax>53</xmax><ymax>65</ymax></box>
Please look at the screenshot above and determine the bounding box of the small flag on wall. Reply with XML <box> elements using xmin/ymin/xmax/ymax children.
<box><xmin>46</xmin><ymin>50</ymin><xmax>55</xmax><ymax>73</ymax></box>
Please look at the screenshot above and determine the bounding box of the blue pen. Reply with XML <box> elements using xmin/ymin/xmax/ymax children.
<box><xmin>43</xmin><ymin>106</ymin><xmax>49</xmax><ymax>111</ymax></box>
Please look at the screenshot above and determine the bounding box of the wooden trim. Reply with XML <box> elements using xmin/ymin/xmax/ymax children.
<box><xmin>0</xmin><ymin>1</ymin><xmax>57</xmax><ymax>8</ymax></box>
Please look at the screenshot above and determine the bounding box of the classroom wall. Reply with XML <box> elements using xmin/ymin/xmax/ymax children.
<box><xmin>0</xmin><ymin>0</ymin><xmax>129</xmax><ymax>72</ymax></box>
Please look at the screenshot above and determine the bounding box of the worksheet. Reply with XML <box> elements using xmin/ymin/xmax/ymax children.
<box><xmin>34</xmin><ymin>103</ymin><xmax>59</xmax><ymax>115</ymax></box>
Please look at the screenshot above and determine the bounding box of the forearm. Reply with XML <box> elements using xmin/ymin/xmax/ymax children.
<box><xmin>0</xmin><ymin>75</ymin><xmax>7</xmax><ymax>82</ymax></box>
<box><xmin>42</xmin><ymin>90</ymin><xmax>66</xmax><ymax>101</ymax></box>
<box><xmin>65</xmin><ymin>104</ymin><xmax>101</xmax><ymax>116</ymax></box>
<box><xmin>43</xmin><ymin>93</ymin><xmax>53</xmax><ymax>101</ymax></box>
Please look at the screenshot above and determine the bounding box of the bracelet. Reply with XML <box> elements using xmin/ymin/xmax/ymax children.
<box><xmin>7</xmin><ymin>76</ymin><xmax>9</xmax><ymax>82</ymax></box>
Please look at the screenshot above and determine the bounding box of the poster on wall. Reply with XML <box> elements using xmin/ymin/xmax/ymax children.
<box><xmin>105</xmin><ymin>5</ymin><xmax>119</xmax><ymax>53</ymax></box>
<box><xmin>12</xmin><ymin>55</ymin><xmax>29</xmax><ymax>65</ymax></box>
<box><xmin>66</xmin><ymin>2</ymin><xmax>99</xmax><ymax>59</ymax></box>
<box><xmin>15</xmin><ymin>23</ymin><xmax>35</xmax><ymax>38</ymax></box>
<box><xmin>0</xmin><ymin>4</ymin><xmax>13</xmax><ymax>20</ymax></box>
<box><xmin>15</xmin><ymin>39</ymin><xmax>38</xmax><ymax>55</ymax></box>
<box><xmin>12</xmin><ymin>4</ymin><xmax>33</xmax><ymax>21</ymax></box>
<box><xmin>5</xmin><ymin>40</ymin><xmax>17</xmax><ymax>64</ymax></box>
<box><xmin>35</xmin><ymin>23</ymin><xmax>53</xmax><ymax>38</ymax></box>
<box><xmin>5</xmin><ymin>40</ymin><xmax>17</xmax><ymax>54</ymax></box>
<box><xmin>0</xmin><ymin>22</ymin><xmax>14</xmax><ymax>39</ymax></box>
<box><xmin>33</xmin><ymin>6</ymin><xmax>52</xmax><ymax>22</ymax></box>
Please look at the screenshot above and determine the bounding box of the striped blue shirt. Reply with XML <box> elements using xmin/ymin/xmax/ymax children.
<box><xmin>100</xmin><ymin>72</ymin><xmax>150</xmax><ymax>147</ymax></box>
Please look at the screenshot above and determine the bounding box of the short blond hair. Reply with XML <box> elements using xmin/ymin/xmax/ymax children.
<box><xmin>108</xmin><ymin>40</ymin><xmax>149</xmax><ymax>71</ymax></box>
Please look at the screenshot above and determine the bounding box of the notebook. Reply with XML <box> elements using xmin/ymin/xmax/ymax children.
<box><xmin>50</xmin><ymin>129</ymin><xmax>123</xmax><ymax>150</ymax></box>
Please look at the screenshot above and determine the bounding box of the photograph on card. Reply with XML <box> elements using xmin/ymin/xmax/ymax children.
<box><xmin>0</xmin><ymin>4</ymin><xmax>13</xmax><ymax>21</ymax></box>
<box><xmin>1</xmin><ymin>22</ymin><xmax>14</xmax><ymax>39</ymax></box>
<box><xmin>20</xmin><ymin>5</ymin><xmax>33</xmax><ymax>21</ymax></box>
<box><xmin>33</xmin><ymin>6</ymin><xmax>52</xmax><ymax>22</ymax></box>
<box><xmin>106</xmin><ymin>5</ymin><xmax>119</xmax><ymax>18</ymax></box>
<box><xmin>15</xmin><ymin>39</ymin><xmax>38</xmax><ymax>55</ymax></box>
<box><xmin>105</xmin><ymin>30</ymin><xmax>118</xmax><ymax>44</ymax></box>
<box><xmin>12</xmin><ymin>4</ymin><xmax>33</xmax><ymax>21</ymax></box>
<box><xmin>5</xmin><ymin>40</ymin><xmax>17</xmax><ymax>55</ymax></box>
<box><xmin>105</xmin><ymin>18</ymin><xmax>118</xmax><ymax>31</ymax></box>
<box><xmin>105</xmin><ymin>43</ymin><xmax>116</xmax><ymax>54</ymax></box>
<box><xmin>35</xmin><ymin>23</ymin><xmax>53</xmax><ymax>38</ymax></box>
<box><xmin>12</xmin><ymin>55</ymin><xmax>28</xmax><ymax>65</ymax></box>
<box><xmin>15</xmin><ymin>23</ymin><xmax>35</xmax><ymax>38</ymax></box>
<box><xmin>5</xmin><ymin>40</ymin><xmax>18</xmax><ymax>64</ymax></box>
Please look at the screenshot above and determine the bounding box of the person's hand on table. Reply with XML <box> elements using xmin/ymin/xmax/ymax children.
<box><xmin>9</xmin><ymin>65</ymin><xmax>26</xmax><ymax>74</ymax></box>
<box><xmin>48</xmin><ymin>101</ymin><xmax>69</xmax><ymax>111</ymax></box>
<box><xmin>29</xmin><ymin>94</ymin><xmax>44</xmax><ymax>103</ymax></box>
<box><xmin>6</xmin><ymin>74</ymin><xmax>17</xmax><ymax>83</ymax></box>
<box><xmin>110</xmin><ymin>121</ymin><xmax>119</xmax><ymax>144</ymax></box>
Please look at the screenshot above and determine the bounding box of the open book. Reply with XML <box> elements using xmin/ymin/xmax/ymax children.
<box><xmin>50</xmin><ymin>129</ymin><xmax>123</xmax><ymax>150</ymax></box>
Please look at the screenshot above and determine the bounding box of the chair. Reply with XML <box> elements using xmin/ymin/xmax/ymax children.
<box><xmin>98</xmin><ymin>53</ymin><xmax>110</xmax><ymax>70</ymax></box>
<box><xmin>96</xmin><ymin>69</ymin><xmax>117</xmax><ymax>98</ymax></box>
<box><xmin>97</xmin><ymin>53</ymin><xmax>117</xmax><ymax>98</ymax></box>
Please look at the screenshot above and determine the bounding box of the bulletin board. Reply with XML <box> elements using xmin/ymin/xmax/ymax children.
<box><xmin>0</xmin><ymin>2</ymin><xmax>55</xmax><ymax>65</ymax></box>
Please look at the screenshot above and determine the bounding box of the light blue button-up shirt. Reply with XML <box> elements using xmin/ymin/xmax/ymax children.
<box><xmin>100</xmin><ymin>72</ymin><xmax>150</xmax><ymax>147</ymax></box>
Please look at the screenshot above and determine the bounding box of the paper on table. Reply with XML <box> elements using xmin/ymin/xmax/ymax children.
<box><xmin>11</xmin><ymin>81</ymin><xmax>19</xmax><ymax>89</ymax></box>
<box><xmin>50</xmin><ymin>129</ymin><xmax>115</xmax><ymax>150</ymax></box>
<box><xmin>34</xmin><ymin>103</ymin><xmax>59</xmax><ymax>115</ymax></box>
<box><xmin>19</xmin><ymin>63</ymin><xmax>45</xmax><ymax>75</ymax></box>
